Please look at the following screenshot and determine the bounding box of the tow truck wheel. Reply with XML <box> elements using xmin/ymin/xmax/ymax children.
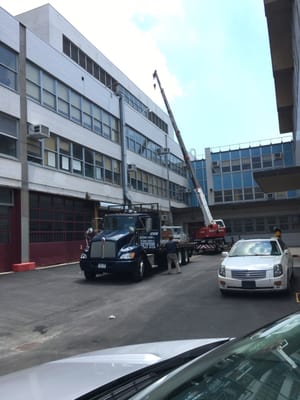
<box><xmin>132</xmin><ymin>256</ymin><xmax>145</xmax><ymax>282</ymax></box>
<box><xmin>178</xmin><ymin>251</ymin><xmax>183</xmax><ymax>266</ymax></box>
<box><xmin>84</xmin><ymin>270</ymin><xmax>96</xmax><ymax>281</ymax></box>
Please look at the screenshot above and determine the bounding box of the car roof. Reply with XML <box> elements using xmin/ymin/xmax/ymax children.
<box><xmin>236</xmin><ymin>238</ymin><xmax>277</xmax><ymax>243</ymax></box>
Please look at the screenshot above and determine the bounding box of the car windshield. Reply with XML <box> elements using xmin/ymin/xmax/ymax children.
<box><xmin>229</xmin><ymin>240</ymin><xmax>281</xmax><ymax>257</ymax></box>
<box><xmin>132</xmin><ymin>313</ymin><xmax>300</xmax><ymax>400</ymax></box>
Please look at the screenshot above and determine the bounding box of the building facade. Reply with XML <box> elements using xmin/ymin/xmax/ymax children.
<box><xmin>179</xmin><ymin>138</ymin><xmax>300</xmax><ymax>246</ymax></box>
<box><xmin>0</xmin><ymin>4</ymin><xmax>189</xmax><ymax>271</ymax></box>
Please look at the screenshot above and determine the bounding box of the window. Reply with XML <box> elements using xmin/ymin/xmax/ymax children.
<box><xmin>57</xmin><ymin>82</ymin><xmax>69</xmax><ymax>117</ymax></box>
<box><xmin>262</xmin><ymin>154</ymin><xmax>272</xmax><ymax>168</ymax></box>
<box><xmin>0</xmin><ymin>43</ymin><xmax>18</xmax><ymax>90</ymax></box>
<box><xmin>70</xmin><ymin>91</ymin><xmax>81</xmax><ymax>123</ymax></box>
<box><xmin>244</xmin><ymin>218</ymin><xmax>254</xmax><ymax>232</ymax></box>
<box><xmin>95</xmin><ymin>153</ymin><xmax>103</xmax><ymax>180</ymax></box>
<box><xmin>82</xmin><ymin>98</ymin><xmax>92</xmax><ymax>129</ymax></box>
<box><xmin>59</xmin><ymin>139</ymin><xmax>71</xmax><ymax>171</ymax></box>
<box><xmin>112</xmin><ymin>160</ymin><xmax>120</xmax><ymax>185</ymax></box>
<box><xmin>214</xmin><ymin>191</ymin><xmax>223</xmax><ymax>203</ymax></box>
<box><xmin>254</xmin><ymin>186</ymin><xmax>264</xmax><ymax>200</ymax></box>
<box><xmin>44</xmin><ymin>135</ymin><xmax>57</xmax><ymax>168</ymax></box>
<box><xmin>255</xmin><ymin>217</ymin><xmax>265</xmax><ymax>232</ymax></box>
<box><xmin>26</xmin><ymin>63</ymin><xmax>40</xmax><ymax>101</ymax></box>
<box><xmin>27</xmin><ymin>137</ymin><xmax>42</xmax><ymax>164</ymax></box>
<box><xmin>224</xmin><ymin>190</ymin><xmax>233</xmax><ymax>202</ymax></box>
<box><xmin>244</xmin><ymin>187</ymin><xmax>253</xmax><ymax>200</ymax></box>
<box><xmin>42</xmin><ymin>73</ymin><xmax>56</xmax><ymax>110</ymax></box>
<box><xmin>102</xmin><ymin>110</ymin><xmax>111</xmax><ymax>139</ymax></box>
<box><xmin>104</xmin><ymin>157</ymin><xmax>112</xmax><ymax>183</ymax></box>
<box><xmin>252</xmin><ymin>156</ymin><xmax>261</xmax><ymax>169</ymax></box>
<box><xmin>84</xmin><ymin>148</ymin><xmax>94</xmax><ymax>178</ymax></box>
<box><xmin>72</xmin><ymin>143</ymin><xmax>83</xmax><ymax>175</ymax></box>
<box><xmin>0</xmin><ymin>112</ymin><xmax>18</xmax><ymax>157</ymax></box>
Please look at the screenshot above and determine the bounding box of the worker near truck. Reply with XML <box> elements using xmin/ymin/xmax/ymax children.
<box><xmin>165</xmin><ymin>235</ymin><xmax>181</xmax><ymax>274</ymax></box>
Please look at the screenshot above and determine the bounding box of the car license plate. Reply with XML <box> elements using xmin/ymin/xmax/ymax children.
<box><xmin>98</xmin><ymin>263</ymin><xmax>106</xmax><ymax>269</ymax></box>
<box><xmin>242</xmin><ymin>281</ymin><xmax>256</xmax><ymax>289</ymax></box>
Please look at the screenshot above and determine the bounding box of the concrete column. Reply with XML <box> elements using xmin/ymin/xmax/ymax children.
<box><xmin>19</xmin><ymin>24</ymin><xmax>30</xmax><ymax>263</ymax></box>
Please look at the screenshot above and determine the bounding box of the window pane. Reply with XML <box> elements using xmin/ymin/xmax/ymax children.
<box><xmin>0</xmin><ymin>44</ymin><xmax>17</xmax><ymax>70</ymax></box>
<box><xmin>43</xmin><ymin>73</ymin><xmax>55</xmax><ymax>93</ymax></box>
<box><xmin>0</xmin><ymin>113</ymin><xmax>18</xmax><ymax>137</ymax></box>
<box><xmin>26</xmin><ymin>63</ymin><xmax>40</xmax><ymax>84</ymax></box>
<box><xmin>0</xmin><ymin>135</ymin><xmax>17</xmax><ymax>157</ymax></box>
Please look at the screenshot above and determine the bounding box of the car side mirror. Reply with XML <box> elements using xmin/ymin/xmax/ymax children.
<box><xmin>221</xmin><ymin>251</ymin><xmax>229</xmax><ymax>257</ymax></box>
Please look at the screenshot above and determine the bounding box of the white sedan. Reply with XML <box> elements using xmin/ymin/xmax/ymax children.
<box><xmin>218</xmin><ymin>238</ymin><xmax>294</xmax><ymax>294</ymax></box>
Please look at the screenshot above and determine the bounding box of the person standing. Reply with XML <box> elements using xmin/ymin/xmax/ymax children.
<box><xmin>165</xmin><ymin>235</ymin><xmax>181</xmax><ymax>274</ymax></box>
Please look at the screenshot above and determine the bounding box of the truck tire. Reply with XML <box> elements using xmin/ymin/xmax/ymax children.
<box><xmin>182</xmin><ymin>249</ymin><xmax>189</xmax><ymax>265</ymax></box>
<box><xmin>177</xmin><ymin>251</ymin><xmax>183</xmax><ymax>266</ymax></box>
<box><xmin>132</xmin><ymin>256</ymin><xmax>145</xmax><ymax>282</ymax></box>
<box><xmin>84</xmin><ymin>270</ymin><xmax>96</xmax><ymax>281</ymax></box>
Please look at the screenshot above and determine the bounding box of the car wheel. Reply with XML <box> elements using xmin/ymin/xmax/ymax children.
<box><xmin>84</xmin><ymin>270</ymin><xmax>96</xmax><ymax>281</ymax></box>
<box><xmin>132</xmin><ymin>256</ymin><xmax>145</xmax><ymax>282</ymax></box>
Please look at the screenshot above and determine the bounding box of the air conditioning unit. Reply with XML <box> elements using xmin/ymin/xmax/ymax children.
<box><xmin>157</xmin><ymin>147</ymin><xmax>170</xmax><ymax>156</ymax></box>
<box><xmin>212</xmin><ymin>161</ymin><xmax>219</xmax><ymax>167</ymax></box>
<box><xmin>128</xmin><ymin>164</ymin><xmax>137</xmax><ymax>172</ymax></box>
<box><xmin>28</xmin><ymin>124</ymin><xmax>50</xmax><ymax>139</ymax></box>
<box><xmin>274</xmin><ymin>152</ymin><xmax>282</xmax><ymax>160</ymax></box>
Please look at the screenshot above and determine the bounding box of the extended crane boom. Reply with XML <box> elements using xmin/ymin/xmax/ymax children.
<box><xmin>153</xmin><ymin>70</ymin><xmax>226</xmax><ymax>245</ymax></box>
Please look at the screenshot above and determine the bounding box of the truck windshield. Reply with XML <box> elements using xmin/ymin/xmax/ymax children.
<box><xmin>104</xmin><ymin>215</ymin><xmax>138</xmax><ymax>231</ymax></box>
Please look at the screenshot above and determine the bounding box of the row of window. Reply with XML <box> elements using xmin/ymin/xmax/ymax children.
<box><xmin>26</xmin><ymin>62</ymin><xmax>120</xmax><ymax>143</ymax></box>
<box><xmin>0</xmin><ymin>41</ymin><xmax>184</xmax><ymax>180</ymax></box>
<box><xmin>27</xmin><ymin>132</ymin><xmax>188</xmax><ymax>203</ymax></box>
<box><xmin>214</xmin><ymin>187</ymin><xmax>265</xmax><ymax>203</ymax></box>
<box><xmin>127</xmin><ymin>126</ymin><xmax>186</xmax><ymax>177</ymax></box>
<box><xmin>25</xmin><ymin>62</ymin><xmax>183</xmax><ymax>176</ymax></box>
<box><xmin>226</xmin><ymin>214</ymin><xmax>300</xmax><ymax>236</ymax></box>
<box><xmin>63</xmin><ymin>36</ymin><xmax>168</xmax><ymax>134</ymax></box>
<box><xmin>28</xmin><ymin>134</ymin><xmax>122</xmax><ymax>185</ymax></box>
<box><xmin>128</xmin><ymin>168</ymin><xmax>188</xmax><ymax>203</ymax></box>
<box><xmin>211</xmin><ymin>143</ymin><xmax>293</xmax><ymax>174</ymax></box>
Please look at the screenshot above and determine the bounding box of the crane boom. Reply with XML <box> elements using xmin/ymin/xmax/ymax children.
<box><xmin>153</xmin><ymin>70</ymin><xmax>214</xmax><ymax>226</ymax></box>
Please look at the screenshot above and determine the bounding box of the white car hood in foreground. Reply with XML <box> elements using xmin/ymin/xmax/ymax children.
<box><xmin>223</xmin><ymin>255</ymin><xmax>280</xmax><ymax>269</ymax></box>
<box><xmin>0</xmin><ymin>339</ymin><xmax>225</xmax><ymax>400</ymax></box>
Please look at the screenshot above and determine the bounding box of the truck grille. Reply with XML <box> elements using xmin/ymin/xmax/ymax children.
<box><xmin>90</xmin><ymin>240</ymin><xmax>116</xmax><ymax>258</ymax></box>
<box><xmin>232</xmin><ymin>270</ymin><xmax>266</xmax><ymax>280</ymax></box>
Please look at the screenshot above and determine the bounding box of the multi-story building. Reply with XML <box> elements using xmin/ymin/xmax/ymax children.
<box><xmin>0</xmin><ymin>4</ymin><xmax>190</xmax><ymax>271</ymax></box>
<box><xmin>178</xmin><ymin>137</ymin><xmax>300</xmax><ymax>246</ymax></box>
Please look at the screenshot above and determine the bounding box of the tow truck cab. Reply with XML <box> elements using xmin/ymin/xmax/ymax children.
<box><xmin>80</xmin><ymin>204</ymin><xmax>162</xmax><ymax>282</ymax></box>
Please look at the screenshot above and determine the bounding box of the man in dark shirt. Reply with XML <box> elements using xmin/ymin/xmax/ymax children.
<box><xmin>165</xmin><ymin>235</ymin><xmax>181</xmax><ymax>274</ymax></box>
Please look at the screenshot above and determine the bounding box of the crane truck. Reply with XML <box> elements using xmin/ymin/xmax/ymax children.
<box><xmin>79</xmin><ymin>203</ymin><xmax>194</xmax><ymax>282</ymax></box>
<box><xmin>153</xmin><ymin>70</ymin><xmax>227</xmax><ymax>253</ymax></box>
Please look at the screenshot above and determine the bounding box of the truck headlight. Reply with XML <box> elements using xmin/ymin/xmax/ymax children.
<box><xmin>273</xmin><ymin>264</ymin><xmax>283</xmax><ymax>277</ymax></box>
<box><xmin>119</xmin><ymin>252</ymin><xmax>135</xmax><ymax>260</ymax></box>
<box><xmin>219</xmin><ymin>265</ymin><xmax>226</xmax><ymax>277</ymax></box>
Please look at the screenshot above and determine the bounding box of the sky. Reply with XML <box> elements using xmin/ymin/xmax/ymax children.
<box><xmin>0</xmin><ymin>0</ymin><xmax>293</xmax><ymax>158</ymax></box>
